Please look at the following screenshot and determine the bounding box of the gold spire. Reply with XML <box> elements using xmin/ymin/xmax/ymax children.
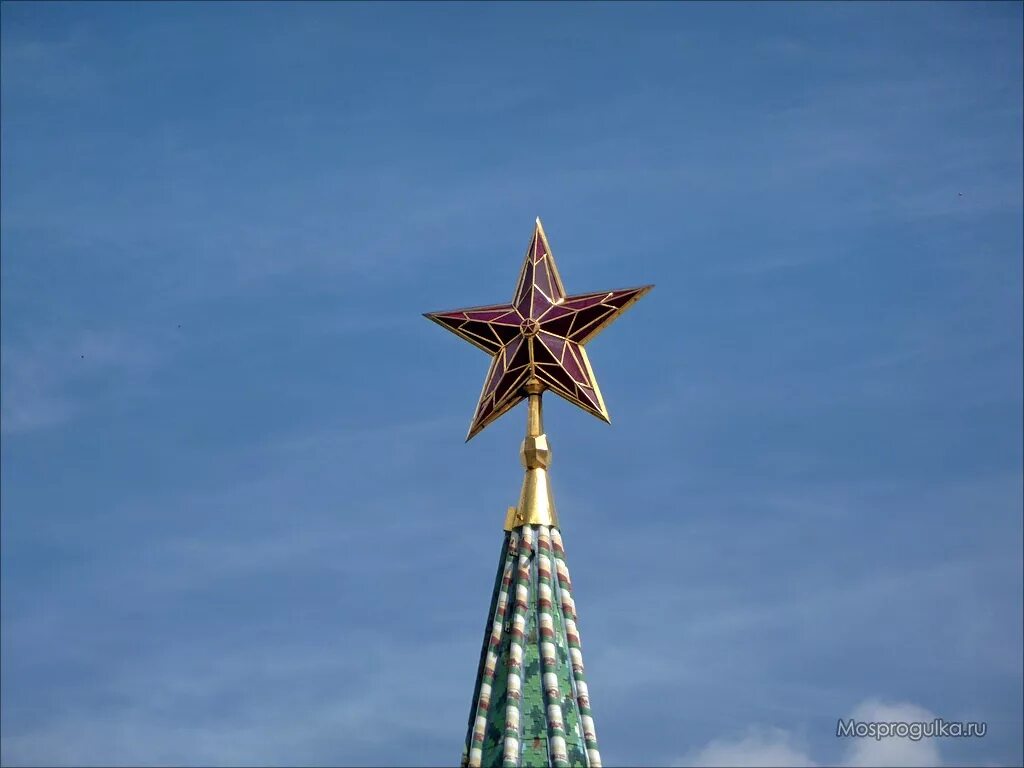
<box><xmin>504</xmin><ymin>377</ymin><xmax>559</xmax><ymax>531</ymax></box>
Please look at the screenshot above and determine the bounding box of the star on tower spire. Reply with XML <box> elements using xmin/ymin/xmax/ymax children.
<box><xmin>425</xmin><ymin>219</ymin><xmax>652</xmax><ymax>768</ymax></box>
<box><xmin>425</xmin><ymin>218</ymin><xmax>652</xmax><ymax>441</ymax></box>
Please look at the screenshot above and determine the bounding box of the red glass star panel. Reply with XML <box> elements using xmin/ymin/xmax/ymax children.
<box><xmin>425</xmin><ymin>219</ymin><xmax>653</xmax><ymax>440</ymax></box>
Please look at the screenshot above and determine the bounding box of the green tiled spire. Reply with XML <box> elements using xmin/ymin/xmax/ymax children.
<box><xmin>461</xmin><ymin>525</ymin><xmax>601</xmax><ymax>768</ymax></box>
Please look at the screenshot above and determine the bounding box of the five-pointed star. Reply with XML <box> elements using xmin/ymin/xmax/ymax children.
<box><xmin>425</xmin><ymin>218</ymin><xmax>653</xmax><ymax>441</ymax></box>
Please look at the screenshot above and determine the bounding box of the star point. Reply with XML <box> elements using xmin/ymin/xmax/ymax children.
<box><xmin>425</xmin><ymin>220</ymin><xmax>653</xmax><ymax>440</ymax></box>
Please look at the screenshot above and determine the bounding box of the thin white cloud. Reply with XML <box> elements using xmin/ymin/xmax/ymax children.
<box><xmin>843</xmin><ymin>700</ymin><xmax>942</xmax><ymax>767</ymax></box>
<box><xmin>0</xmin><ymin>636</ymin><xmax>474</xmax><ymax>766</ymax></box>
<box><xmin>677</xmin><ymin>700</ymin><xmax>943</xmax><ymax>768</ymax></box>
<box><xmin>0</xmin><ymin>411</ymin><xmax>483</xmax><ymax>766</ymax></box>
<box><xmin>1</xmin><ymin>331</ymin><xmax>163</xmax><ymax>435</ymax></box>
<box><xmin>0</xmin><ymin>28</ymin><xmax>102</xmax><ymax>102</ymax></box>
<box><xmin>677</xmin><ymin>726</ymin><xmax>817</xmax><ymax>767</ymax></box>
<box><xmin>0</xmin><ymin>349</ymin><xmax>73</xmax><ymax>433</ymax></box>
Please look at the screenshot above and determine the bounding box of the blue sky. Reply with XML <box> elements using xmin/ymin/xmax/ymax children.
<box><xmin>1</xmin><ymin>2</ymin><xmax>1021</xmax><ymax>766</ymax></box>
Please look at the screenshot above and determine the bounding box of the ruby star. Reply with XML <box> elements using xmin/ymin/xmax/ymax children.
<box><xmin>425</xmin><ymin>218</ymin><xmax>653</xmax><ymax>441</ymax></box>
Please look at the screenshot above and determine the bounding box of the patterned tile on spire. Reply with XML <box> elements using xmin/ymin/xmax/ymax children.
<box><xmin>462</xmin><ymin>525</ymin><xmax>601</xmax><ymax>768</ymax></box>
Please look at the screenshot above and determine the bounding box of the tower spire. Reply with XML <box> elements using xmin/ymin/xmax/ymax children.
<box><xmin>425</xmin><ymin>219</ymin><xmax>652</xmax><ymax>767</ymax></box>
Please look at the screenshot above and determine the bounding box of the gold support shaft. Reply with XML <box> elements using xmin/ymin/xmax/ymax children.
<box><xmin>504</xmin><ymin>378</ymin><xmax>559</xmax><ymax>530</ymax></box>
<box><xmin>526</xmin><ymin>388</ymin><xmax>542</xmax><ymax>438</ymax></box>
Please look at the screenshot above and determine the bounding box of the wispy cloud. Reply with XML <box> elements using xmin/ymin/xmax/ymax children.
<box><xmin>676</xmin><ymin>699</ymin><xmax>943</xmax><ymax>767</ymax></box>
<box><xmin>1</xmin><ymin>331</ymin><xmax>163</xmax><ymax>435</ymax></box>
<box><xmin>0</xmin><ymin>26</ymin><xmax>102</xmax><ymax>103</ymax></box>
<box><xmin>677</xmin><ymin>725</ymin><xmax>817</xmax><ymax>767</ymax></box>
<box><xmin>0</xmin><ymin>636</ymin><xmax>474</xmax><ymax>767</ymax></box>
<box><xmin>0</xmin><ymin>411</ymin><xmax>481</xmax><ymax>767</ymax></box>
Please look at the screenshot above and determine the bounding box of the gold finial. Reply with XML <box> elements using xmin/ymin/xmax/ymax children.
<box><xmin>504</xmin><ymin>378</ymin><xmax>559</xmax><ymax>531</ymax></box>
